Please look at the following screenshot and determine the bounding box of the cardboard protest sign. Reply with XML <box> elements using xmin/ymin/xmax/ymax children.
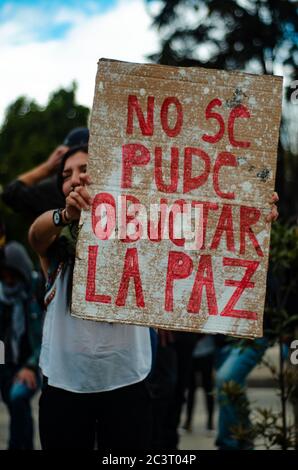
<box><xmin>71</xmin><ymin>59</ymin><xmax>282</xmax><ymax>338</ymax></box>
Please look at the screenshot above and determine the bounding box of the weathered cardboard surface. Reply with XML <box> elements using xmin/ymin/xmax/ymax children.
<box><xmin>71</xmin><ymin>59</ymin><xmax>283</xmax><ymax>338</ymax></box>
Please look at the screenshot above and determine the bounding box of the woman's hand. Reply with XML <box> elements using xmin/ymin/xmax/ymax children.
<box><xmin>45</xmin><ymin>145</ymin><xmax>69</xmax><ymax>175</ymax></box>
<box><xmin>14</xmin><ymin>368</ymin><xmax>37</xmax><ymax>390</ymax></box>
<box><xmin>64</xmin><ymin>174</ymin><xmax>92</xmax><ymax>222</ymax></box>
<box><xmin>266</xmin><ymin>192</ymin><xmax>279</xmax><ymax>223</ymax></box>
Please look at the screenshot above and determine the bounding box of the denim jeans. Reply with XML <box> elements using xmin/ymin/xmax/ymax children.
<box><xmin>215</xmin><ymin>338</ymin><xmax>268</xmax><ymax>450</ymax></box>
<box><xmin>0</xmin><ymin>367</ymin><xmax>38</xmax><ymax>449</ymax></box>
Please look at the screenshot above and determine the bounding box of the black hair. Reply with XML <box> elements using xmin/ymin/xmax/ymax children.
<box><xmin>56</xmin><ymin>144</ymin><xmax>88</xmax><ymax>196</ymax></box>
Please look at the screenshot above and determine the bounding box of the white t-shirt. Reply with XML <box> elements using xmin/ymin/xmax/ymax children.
<box><xmin>39</xmin><ymin>262</ymin><xmax>152</xmax><ymax>393</ymax></box>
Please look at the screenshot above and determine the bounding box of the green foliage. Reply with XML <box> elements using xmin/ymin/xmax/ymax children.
<box><xmin>220</xmin><ymin>380</ymin><xmax>254</xmax><ymax>449</ymax></box>
<box><xmin>0</xmin><ymin>82</ymin><xmax>89</xmax><ymax>185</ymax></box>
<box><xmin>0</xmin><ymin>83</ymin><xmax>89</xmax><ymax>247</ymax></box>
<box><xmin>149</xmin><ymin>0</ymin><xmax>298</xmax><ymax>84</ymax></box>
<box><xmin>224</xmin><ymin>370</ymin><xmax>298</xmax><ymax>449</ymax></box>
<box><xmin>270</xmin><ymin>222</ymin><xmax>298</xmax><ymax>273</ymax></box>
<box><xmin>251</xmin><ymin>407</ymin><xmax>296</xmax><ymax>449</ymax></box>
<box><xmin>266</xmin><ymin>222</ymin><xmax>298</xmax><ymax>338</ymax></box>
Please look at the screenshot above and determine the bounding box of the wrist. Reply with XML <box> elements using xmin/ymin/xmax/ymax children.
<box><xmin>62</xmin><ymin>209</ymin><xmax>72</xmax><ymax>224</ymax></box>
<box><xmin>53</xmin><ymin>208</ymin><xmax>71</xmax><ymax>227</ymax></box>
<box><xmin>42</xmin><ymin>161</ymin><xmax>54</xmax><ymax>176</ymax></box>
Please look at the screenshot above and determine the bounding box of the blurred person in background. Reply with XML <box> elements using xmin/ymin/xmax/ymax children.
<box><xmin>182</xmin><ymin>334</ymin><xmax>215</xmax><ymax>433</ymax></box>
<box><xmin>2</xmin><ymin>127</ymin><xmax>89</xmax><ymax>219</ymax></box>
<box><xmin>0</xmin><ymin>240</ymin><xmax>43</xmax><ymax>449</ymax></box>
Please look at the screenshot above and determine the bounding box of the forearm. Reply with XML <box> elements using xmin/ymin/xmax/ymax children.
<box><xmin>19</xmin><ymin>162</ymin><xmax>51</xmax><ymax>186</ymax></box>
<box><xmin>29</xmin><ymin>210</ymin><xmax>63</xmax><ymax>256</ymax></box>
<box><xmin>19</xmin><ymin>145</ymin><xmax>68</xmax><ymax>186</ymax></box>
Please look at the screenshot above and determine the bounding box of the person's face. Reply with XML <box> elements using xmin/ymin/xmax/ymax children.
<box><xmin>62</xmin><ymin>151</ymin><xmax>88</xmax><ymax>197</ymax></box>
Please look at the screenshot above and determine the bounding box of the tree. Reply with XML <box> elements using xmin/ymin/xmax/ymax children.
<box><xmin>147</xmin><ymin>0</ymin><xmax>298</xmax><ymax>217</ymax></box>
<box><xmin>0</xmin><ymin>82</ymin><xmax>89</xmax><ymax>185</ymax></box>
<box><xmin>0</xmin><ymin>83</ymin><xmax>89</xmax><ymax>248</ymax></box>
<box><xmin>148</xmin><ymin>0</ymin><xmax>297</xmax><ymax>79</ymax></box>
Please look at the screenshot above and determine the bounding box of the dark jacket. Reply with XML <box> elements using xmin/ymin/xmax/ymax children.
<box><xmin>2</xmin><ymin>176</ymin><xmax>64</xmax><ymax>218</ymax></box>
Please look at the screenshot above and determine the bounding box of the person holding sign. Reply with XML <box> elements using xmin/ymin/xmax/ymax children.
<box><xmin>29</xmin><ymin>145</ymin><xmax>156</xmax><ymax>450</ymax></box>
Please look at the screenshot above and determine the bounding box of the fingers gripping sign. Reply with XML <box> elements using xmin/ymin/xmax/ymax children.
<box><xmin>65</xmin><ymin>173</ymin><xmax>92</xmax><ymax>222</ymax></box>
<box><xmin>266</xmin><ymin>191</ymin><xmax>279</xmax><ymax>223</ymax></box>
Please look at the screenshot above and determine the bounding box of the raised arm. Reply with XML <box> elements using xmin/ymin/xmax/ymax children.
<box><xmin>28</xmin><ymin>172</ymin><xmax>91</xmax><ymax>277</ymax></box>
<box><xmin>29</xmin><ymin>210</ymin><xmax>67</xmax><ymax>255</ymax></box>
<box><xmin>19</xmin><ymin>145</ymin><xmax>68</xmax><ymax>186</ymax></box>
<box><xmin>28</xmin><ymin>210</ymin><xmax>67</xmax><ymax>276</ymax></box>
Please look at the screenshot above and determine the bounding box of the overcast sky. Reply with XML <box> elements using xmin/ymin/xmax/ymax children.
<box><xmin>0</xmin><ymin>0</ymin><xmax>160</xmax><ymax>124</ymax></box>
